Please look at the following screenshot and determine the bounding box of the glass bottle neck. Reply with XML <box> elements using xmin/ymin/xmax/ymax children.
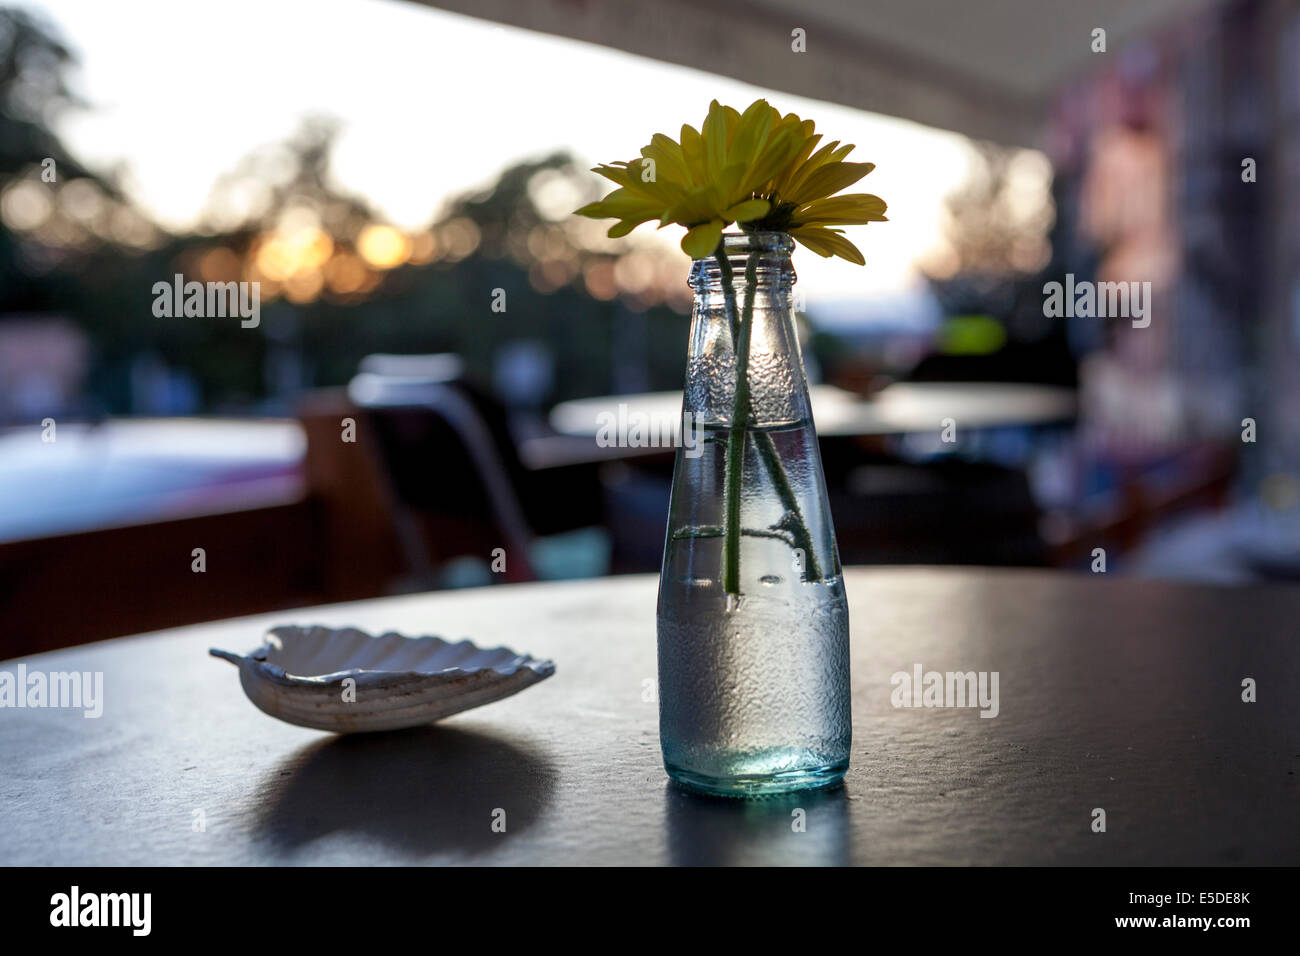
<box><xmin>688</xmin><ymin>231</ymin><xmax>796</xmax><ymax>298</ymax></box>
<box><xmin>683</xmin><ymin>232</ymin><xmax>809</xmax><ymax>428</ymax></box>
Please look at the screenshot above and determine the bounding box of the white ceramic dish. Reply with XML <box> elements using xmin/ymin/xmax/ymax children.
<box><xmin>210</xmin><ymin>625</ymin><xmax>555</xmax><ymax>733</ymax></box>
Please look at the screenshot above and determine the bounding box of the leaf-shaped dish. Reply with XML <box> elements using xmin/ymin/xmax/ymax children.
<box><xmin>210</xmin><ymin>625</ymin><xmax>555</xmax><ymax>733</ymax></box>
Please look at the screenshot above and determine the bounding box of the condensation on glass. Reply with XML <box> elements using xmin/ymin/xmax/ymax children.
<box><xmin>657</xmin><ymin>232</ymin><xmax>852</xmax><ymax>797</ymax></box>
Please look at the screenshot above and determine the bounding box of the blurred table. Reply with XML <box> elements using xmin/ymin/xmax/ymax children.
<box><xmin>0</xmin><ymin>418</ymin><xmax>315</xmax><ymax>654</ymax></box>
<box><xmin>2</xmin><ymin>568</ymin><xmax>1296</xmax><ymax>865</ymax></box>
<box><xmin>550</xmin><ymin>382</ymin><xmax>1077</xmax><ymax>439</ymax></box>
<box><xmin>0</xmin><ymin>418</ymin><xmax>305</xmax><ymax>543</ymax></box>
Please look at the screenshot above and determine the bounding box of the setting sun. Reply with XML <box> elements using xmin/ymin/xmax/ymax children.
<box><xmin>356</xmin><ymin>223</ymin><xmax>410</xmax><ymax>269</ymax></box>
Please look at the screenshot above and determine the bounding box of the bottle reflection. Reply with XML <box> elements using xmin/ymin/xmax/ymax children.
<box><xmin>664</xmin><ymin>781</ymin><xmax>851</xmax><ymax>866</ymax></box>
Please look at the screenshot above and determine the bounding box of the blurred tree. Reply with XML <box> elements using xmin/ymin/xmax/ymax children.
<box><xmin>0</xmin><ymin>9</ymin><xmax>690</xmax><ymax>414</ymax></box>
<box><xmin>0</xmin><ymin>6</ymin><xmax>112</xmax><ymax>308</ymax></box>
<box><xmin>0</xmin><ymin>7</ymin><xmax>98</xmax><ymax>178</ymax></box>
<box><xmin>930</xmin><ymin>141</ymin><xmax>1054</xmax><ymax>278</ymax></box>
<box><xmin>917</xmin><ymin>141</ymin><xmax>1075</xmax><ymax>386</ymax></box>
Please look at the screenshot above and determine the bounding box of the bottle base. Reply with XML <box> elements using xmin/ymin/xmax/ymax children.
<box><xmin>665</xmin><ymin>759</ymin><xmax>847</xmax><ymax>798</ymax></box>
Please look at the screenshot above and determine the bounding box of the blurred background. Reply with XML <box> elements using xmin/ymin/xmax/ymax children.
<box><xmin>2</xmin><ymin>0</ymin><xmax>1298</xmax><ymax>654</ymax></box>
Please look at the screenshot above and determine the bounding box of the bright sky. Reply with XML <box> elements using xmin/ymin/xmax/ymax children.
<box><xmin>21</xmin><ymin>0</ymin><xmax>988</xmax><ymax>298</ymax></box>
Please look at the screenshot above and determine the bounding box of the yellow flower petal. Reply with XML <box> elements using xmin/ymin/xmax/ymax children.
<box><xmin>792</xmin><ymin>193</ymin><xmax>888</xmax><ymax>225</ymax></box>
<box><xmin>770</xmin><ymin>132</ymin><xmax>822</xmax><ymax>195</ymax></box>
<box><xmin>679</xmin><ymin>123</ymin><xmax>706</xmax><ymax>185</ymax></box>
<box><xmin>791</xmin><ymin>226</ymin><xmax>866</xmax><ymax>264</ymax></box>
<box><xmin>592</xmin><ymin>163</ymin><xmax>633</xmax><ymax>188</ymax></box>
<box><xmin>681</xmin><ymin>220</ymin><xmax>724</xmax><ymax>258</ymax></box>
<box><xmin>744</xmin><ymin>128</ymin><xmax>804</xmax><ymax>195</ymax></box>
<box><xmin>729</xmin><ymin>99</ymin><xmax>774</xmax><ymax>175</ymax></box>
<box><xmin>786</xmin><ymin>162</ymin><xmax>876</xmax><ymax>205</ymax></box>
<box><xmin>663</xmin><ymin>184</ymin><xmax>724</xmax><ymax>228</ymax></box>
<box><xmin>723</xmin><ymin>198</ymin><xmax>771</xmax><ymax>223</ymax></box>
<box><xmin>641</xmin><ymin>134</ymin><xmax>691</xmax><ymax>185</ymax></box>
<box><xmin>576</xmin><ymin>188</ymin><xmax>662</xmax><ymax>220</ymax></box>
<box><xmin>722</xmin><ymin>104</ymin><xmax>743</xmax><ymax>144</ymax></box>
<box><xmin>702</xmin><ymin>101</ymin><xmax>729</xmax><ymax>181</ymax></box>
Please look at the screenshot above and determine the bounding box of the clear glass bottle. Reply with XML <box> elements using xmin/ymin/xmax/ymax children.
<box><xmin>657</xmin><ymin>231</ymin><xmax>851</xmax><ymax>797</ymax></box>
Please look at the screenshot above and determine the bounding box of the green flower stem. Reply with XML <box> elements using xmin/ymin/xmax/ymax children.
<box><xmin>714</xmin><ymin>240</ymin><xmax>823</xmax><ymax>596</ymax></box>
<box><xmin>716</xmin><ymin>245</ymin><xmax>752</xmax><ymax>597</ymax></box>
<box><xmin>716</xmin><ymin>245</ymin><xmax>740</xmax><ymax>342</ymax></box>
<box><xmin>752</xmin><ymin>429</ymin><xmax>824</xmax><ymax>581</ymax></box>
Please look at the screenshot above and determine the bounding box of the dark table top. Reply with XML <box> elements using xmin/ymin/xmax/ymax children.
<box><xmin>2</xmin><ymin>568</ymin><xmax>1296</xmax><ymax>865</ymax></box>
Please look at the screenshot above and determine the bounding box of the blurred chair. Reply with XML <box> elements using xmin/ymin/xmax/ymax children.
<box><xmin>599</xmin><ymin>459</ymin><xmax>674</xmax><ymax>574</ymax></box>
<box><xmin>346</xmin><ymin>354</ymin><xmax>607</xmax><ymax>590</ymax></box>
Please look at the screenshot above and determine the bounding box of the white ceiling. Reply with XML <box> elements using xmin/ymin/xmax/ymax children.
<box><xmin>412</xmin><ymin>0</ymin><xmax>1212</xmax><ymax>146</ymax></box>
<box><xmin>743</xmin><ymin>0</ymin><xmax>1198</xmax><ymax>100</ymax></box>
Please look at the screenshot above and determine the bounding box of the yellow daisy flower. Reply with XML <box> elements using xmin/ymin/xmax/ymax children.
<box><xmin>576</xmin><ymin>99</ymin><xmax>801</xmax><ymax>257</ymax></box>
<box><xmin>575</xmin><ymin>98</ymin><xmax>887</xmax><ymax>263</ymax></box>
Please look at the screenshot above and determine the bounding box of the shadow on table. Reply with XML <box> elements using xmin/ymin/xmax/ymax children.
<box><xmin>254</xmin><ymin>725</ymin><xmax>557</xmax><ymax>860</ymax></box>
<box><xmin>664</xmin><ymin>782</ymin><xmax>852</xmax><ymax>865</ymax></box>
